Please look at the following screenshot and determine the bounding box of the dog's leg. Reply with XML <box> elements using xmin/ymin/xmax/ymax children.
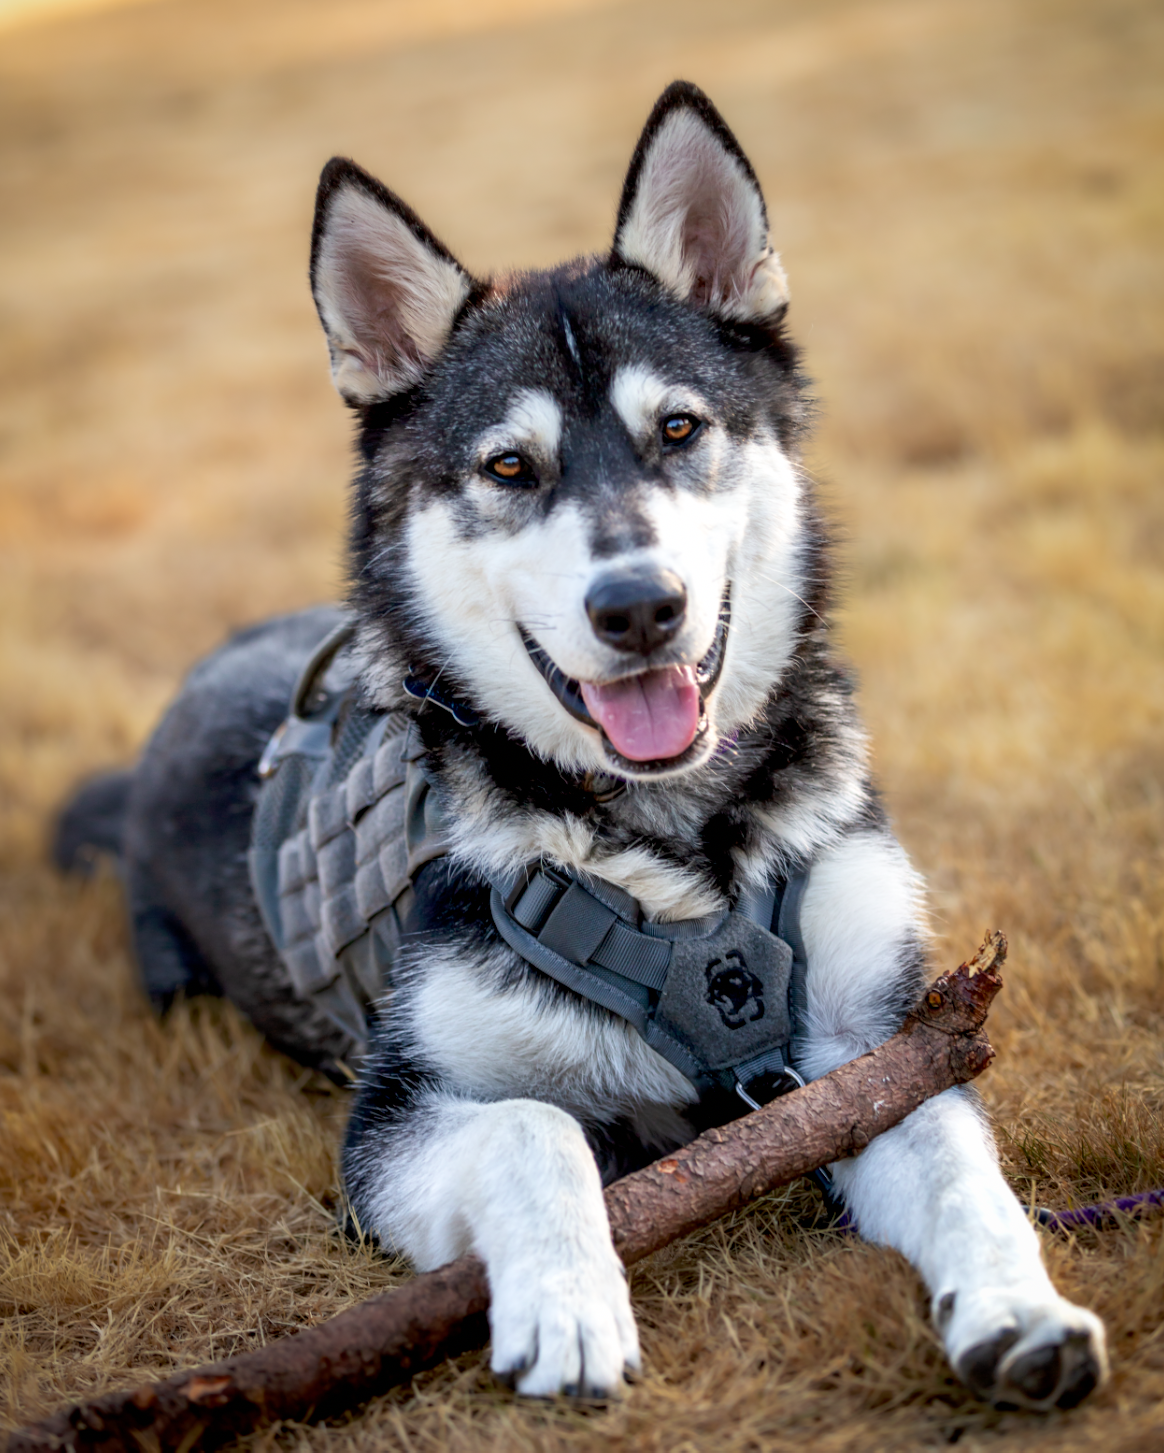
<box><xmin>797</xmin><ymin>829</ymin><xmax>1108</xmax><ymax>1409</ymax></box>
<box><xmin>828</xmin><ymin>1089</ymin><xmax>1107</xmax><ymax>1408</ymax></box>
<box><xmin>346</xmin><ymin>1091</ymin><xmax>640</xmax><ymax>1398</ymax></box>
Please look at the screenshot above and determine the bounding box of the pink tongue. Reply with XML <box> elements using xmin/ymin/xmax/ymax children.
<box><xmin>579</xmin><ymin>665</ymin><xmax>701</xmax><ymax>762</ymax></box>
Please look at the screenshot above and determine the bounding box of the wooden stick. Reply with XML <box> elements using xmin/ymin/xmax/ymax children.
<box><xmin>6</xmin><ymin>932</ymin><xmax>1005</xmax><ymax>1453</ymax></box>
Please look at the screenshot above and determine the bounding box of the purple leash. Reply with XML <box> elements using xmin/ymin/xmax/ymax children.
<box><xmin>1033</xmin><ymin>1188</ymin><xmax>1164</xmax><ymax>1232</ymax></box>
<box><xmin>825</xmin><ymin>1187</ymin><xmax>1164</xmax><ymax>1236</ymax></box>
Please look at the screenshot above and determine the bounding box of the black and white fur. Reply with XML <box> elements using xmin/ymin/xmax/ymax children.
<box><xmin>64</xmin><ymin>83</ymin><xmax>1106</xmax><ymax>1409</ymax></box>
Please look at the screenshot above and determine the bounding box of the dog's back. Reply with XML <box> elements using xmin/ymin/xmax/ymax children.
<box><xmin>58</xmin><ymin>604</ymin><xmax>354</xmax><ymax>1070</ymax></box>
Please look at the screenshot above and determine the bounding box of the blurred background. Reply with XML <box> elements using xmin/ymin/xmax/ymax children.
<box><xmin>1</xmin><ymin>0</ymin><xmax>1161</xmax><ymax>1447</ymax></box>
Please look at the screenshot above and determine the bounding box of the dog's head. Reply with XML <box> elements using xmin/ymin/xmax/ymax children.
<box><xmin>312</xmin><ymin>82</ymin><xmax>819</xmax><ymax>784</ymax></box>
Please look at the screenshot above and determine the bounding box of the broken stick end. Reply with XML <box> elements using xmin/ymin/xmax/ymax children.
<box><xmin>911</xmin><ymin>931</ymin><xmax>1005</xmax><ymax>1039</ymax></box>
<box><xmin>965</xmin><ymin>929</ymin><xmax>1007</xmax><ymax>978</ymax></box>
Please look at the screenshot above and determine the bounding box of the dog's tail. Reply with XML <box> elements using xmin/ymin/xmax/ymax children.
<box><xmin>52</xmin><ymin>768</ymin><xmax>133</xmax><ymax>876</ymax></box>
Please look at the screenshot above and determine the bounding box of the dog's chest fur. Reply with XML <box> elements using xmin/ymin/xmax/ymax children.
<box><xmin>354</xmin><ymin>625</ymin><xmax>879</xmax><ymax>1156</ymax></box>
<box><xmin>417</xmin><ymin>626</ymin><xmax>877</xmax><ymax>918</ymax></box>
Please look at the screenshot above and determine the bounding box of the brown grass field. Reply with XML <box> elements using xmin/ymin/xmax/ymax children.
<box><xmin>1</xmin><ymin>0</ymin><xmax>1162</xmax><ymax>1447</ymax></box>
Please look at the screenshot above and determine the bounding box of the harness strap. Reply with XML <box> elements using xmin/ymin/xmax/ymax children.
<box><xmin>489</xmin><ymin>878</ymin><xmax>707</xmax><ymax>1083</ymax></box>
<box><xmin>491</xmin><ymin>861</ymin><xmax>811</xmax><ymax>1098</ymax></box>
<box><xmin>509</xmin><ymin>869</ymin><xmax>672</xmax><ymax>990</ymax></box>
<box><xmin>777</xmin><ymin>867</ymin><xmax>811</xmax><ymax>1064</ymax></box>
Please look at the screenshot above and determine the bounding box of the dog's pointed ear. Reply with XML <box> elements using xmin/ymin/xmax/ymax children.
<box><xmin>310</xmin><ymin>158</ymin><xmax>475</xmax><ymax>406</ymax></box>
<box><xmin>612</xmin><ymin>82</ymin><xmax>788</xmax><ymax>323</ymax></box>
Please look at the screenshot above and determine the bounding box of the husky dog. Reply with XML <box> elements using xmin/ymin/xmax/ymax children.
<box><xmin>60</xmin><ymin>83</ymin><xmax>1106</xmax><ymax>1409</ymax></box>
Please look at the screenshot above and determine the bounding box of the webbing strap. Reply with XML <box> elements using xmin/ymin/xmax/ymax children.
<box><xmin>510</xmin><ymin>870</ymin><xmax>671</xmax><ymax>990</ymax></box>
<box><xmin>492</xmin><ymin>861</ymin><xmax>812</xmax><ymax>1095</ymax></box>
<box><xmin>492</xmin><ymin>887</ymin><xmax>651</xmax><ymax>1037</ymax></box>
<box><xmin>778</xmin><ymin>868</ymin><xmax>811</xmax><ymax>1061</ymax></box>
<box><xmin>729</xmin><ymin>877</ymin><xmax>793</xmax><ymax>1092</ymax></box>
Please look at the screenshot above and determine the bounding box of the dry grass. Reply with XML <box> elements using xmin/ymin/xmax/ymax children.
<box><xmin>1</xmin><ymin>0</ymin><xmax>1162</xmax><ymax>1447</ymax></box>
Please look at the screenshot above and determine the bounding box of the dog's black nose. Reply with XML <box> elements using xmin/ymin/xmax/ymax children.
<box><xmin>585</xmin><ymin>570</ymin><xmax>688</xmax><ymax>654</ymax></box>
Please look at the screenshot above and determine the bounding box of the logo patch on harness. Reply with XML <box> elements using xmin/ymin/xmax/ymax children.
<box><xmin>653</xmin><ymin>912</ymin><xmax>794</xmax><ymax>1073</ymax></box>
<box><xmin>705</xmin><ymin>951</ymin><xmax>765</xmax><ymax>1029</ymax></box>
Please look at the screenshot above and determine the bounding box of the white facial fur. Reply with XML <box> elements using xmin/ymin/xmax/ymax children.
<box><xmin>404</xmin><ymin>371</ymin><xmax>806</xmax><ymax>780</ymax></box>
<box><xmin>609</xmin><ymin>362</ymin><xmax>701</xmax><ymax>434</ymax></box>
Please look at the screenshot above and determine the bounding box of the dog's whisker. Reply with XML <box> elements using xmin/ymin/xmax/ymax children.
<box><xmin>748</xmin><ymin>570</ymin><xmax>827</xmax><ymax>625</ymax></box>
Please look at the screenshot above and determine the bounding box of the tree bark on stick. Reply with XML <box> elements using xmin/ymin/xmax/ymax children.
<box><xmin>6</xmin><ymin>932</ymin><xmax>1005</xmax><ymax>1453</ymax></box>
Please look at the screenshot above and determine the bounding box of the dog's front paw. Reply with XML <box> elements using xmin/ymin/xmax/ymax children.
<box><xmin>488</xmin><ymin>1244</ymin><xmax>641</xmax><ymax>1399</ymax></box>
<box><xmin>939</xmin><ymin>1286</ymin><xmax>1108</xmax><ymax>1410</ymax></box>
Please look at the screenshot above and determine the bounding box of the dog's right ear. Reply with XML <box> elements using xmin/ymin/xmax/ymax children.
<box><xmin>310</xmin><ymin>158</ymin><xmax>474</xmax><ymax>406</ymax></box>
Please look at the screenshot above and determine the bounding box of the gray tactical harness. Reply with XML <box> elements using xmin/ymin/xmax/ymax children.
<box><xmin>248</xmin><ymin>621</ymin><xmax>812</xmax><ymax>1106</ymax></box>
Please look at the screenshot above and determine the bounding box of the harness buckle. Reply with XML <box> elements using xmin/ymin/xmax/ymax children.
<box><xmin>257</xmin><ymin>721</ymin><xmax>287</xmax><ymax>780</ymax></box>
<box><xmin>734</xmin><ymin>1064</ymin><xmax>805</xmax><ymax>1112</ymax></box>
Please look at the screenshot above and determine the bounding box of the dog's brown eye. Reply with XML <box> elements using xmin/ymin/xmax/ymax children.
<box><xmin>484</xmin><ymin>452</ymin><xmax>537</xmax><ymax>486</ymax></box>
<box><xmin>662</xmin><ymin>415</ymin><xmax>699</xmax><ymax>445</ymax></box>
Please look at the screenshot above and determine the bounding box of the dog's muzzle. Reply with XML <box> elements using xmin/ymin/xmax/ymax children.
<box><xmin>520</xmin><ymin>588</ymin><xmax>731</xmax><ymax>774</ymax></box>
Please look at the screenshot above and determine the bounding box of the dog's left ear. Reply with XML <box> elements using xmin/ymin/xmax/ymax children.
<box><xmin>612</xmin><ymin>82</ymin><xmax>788</xmax><ymax>323</ymax></box>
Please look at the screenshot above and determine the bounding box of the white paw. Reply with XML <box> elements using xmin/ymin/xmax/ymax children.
<box><xmin>938</xmin><ymin>1284</ymin><xmax>1108</xmax><ymax>1410</ymax></box>
<box><xmin>488</xmin><ymin>1241</ymin><xmax>641</xmax><ymax>1399</ymax></box>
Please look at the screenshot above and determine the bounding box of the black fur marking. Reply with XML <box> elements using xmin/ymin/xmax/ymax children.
<box><xmin>404</xmin><ymin>856</ymin><xmax>494</xmax><ymax>942</ymax></box>
<box><xmin>885</xmin><ymin>931</ymin><xmax>929</xmax><ymax>1029</ymax></box>
<box><xmin>554</xmin><ymin>286</ymin><xmax>585</xmax><ymax>390</ymax></box>
<box><xmin>584</xmin><ymin>1118</ymin><xmax>674</xmax><ymax>1186</ymax></box>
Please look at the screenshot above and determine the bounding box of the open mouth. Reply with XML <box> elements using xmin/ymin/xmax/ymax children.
<box><xmin>521</xmin><ymin>590</ymin><xmax>731</xmax><ymax>773</ymax></box>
